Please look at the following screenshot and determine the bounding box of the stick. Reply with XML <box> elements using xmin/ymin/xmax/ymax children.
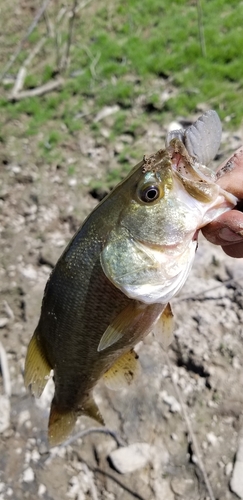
<box><xmin>0</xmin><ymin>0</ymin><xmax>52</xmax><ymax>81</ymax></box>
<box><xmin>174</xmin><ymin>274</ymin><xmax>243</xmax><ymax>302</ymax></box>
<box><xmin>164</xmin><ymin>351</ymin><xmax>216</xmax><ymax>500</ymax></box>
<box><xmin>60</xmin><ymin>0</ymin><xmax>79</xmax><ymax>72</ymax></box>
<box><xmin>9</xmin><ymin>78</ymin><xmax>64</xmax><ymax>102</ymax></box>
<box><xmin>11</xmin><ymin>37</ymin><xmax>47</xmax><ymax>98</ymax></box>
<box><xmin>61</xmin><ymin>426</ymin><xmax>126</xmax><ymax>448</ymax></box>
<box><xmin>0</xmin><ymin>342</ymin><xmax>11</xmax><ymax>397</ymax></box>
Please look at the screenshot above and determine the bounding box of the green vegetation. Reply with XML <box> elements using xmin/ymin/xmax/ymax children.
<box><xmin>1</xmin><ymin>0</ymin><xmax>243</xmax><ymax>185</ymax></box>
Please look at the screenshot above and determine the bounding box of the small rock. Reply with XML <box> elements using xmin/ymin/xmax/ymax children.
<box><xmin>108</xmin><ymin>443</ymin><xmax>153</xmax><ymax>474</ymax></box>
<box><xmin>225</xmin><ymin>462</ymin><xmax>233</xmax><ymax>477</ymax></box>
<box><xmin>0</xmin><ymin>318</ymin><xmax>8</xmax><ymax>328</ymax></box>
<box><xmin>20</xmin><ymin>264</ymin><xmax>37</xmax><ymax>281</ymax></box>
<box><xmin>22</xmin><ymin>467</ymin><xmax>35</xmax><ymax>483</ymax></box>
<box><xmin>38</xmin><ymin>484</ymin><xmax>46</xmax><ymax>497</ymax></box>
<box><xmin>231</xmin><ymin>438</ymin><xmax>243</xmax><ymax>498</ymax></box>
<box><xmin>171</xmin><ymin>476</ymin><xmax>194</xmax><ymax>496</ymax></box>
<box><xmin>206</xmin><ymin>432</ymin><xmax>218</xmax><ymax>446</ymax></box>
<box><xmin>0</xmin><ymin>396</ymin><xmax>10</xmax><ymax>433</ymax></box>
<box><xmin>160</xmin><ymin>391</ymin><xmax>181</xmax><ymax>413</ymax></box>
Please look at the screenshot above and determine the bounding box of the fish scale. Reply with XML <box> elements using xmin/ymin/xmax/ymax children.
<box><xmin>24</xmin><ymin>110</ymin><xmax>237</xmax><ymax>446</ymax></box>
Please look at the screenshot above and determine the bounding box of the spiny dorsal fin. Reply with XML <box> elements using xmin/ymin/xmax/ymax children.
<box><xmin>24</xmin><ymin>330</ymin><xmax>52</xmax><ymax>398</ymax></box>
<box><xmin>153</xmin><ymin>303</ymin><xmax>174</xmax><ymax>350</ymax></box>
<box><xmin>184</xmin><ymin>110</ymin><xmax>222</xmax><ymax>166</ymax></box>
<box><xmin>103</xmin><ymin>349</ymin><xmax>140</xmax><ymax>390</ymax></box>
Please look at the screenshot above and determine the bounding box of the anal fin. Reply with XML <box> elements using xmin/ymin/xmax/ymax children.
<box><xmin>153</xmin><ymin>303</ymin><xmax>174</xmax><ymax>350</ymax></box>
<box><xmin>81</xmin><ymin>397</ymin><xmax>105</xmax><ymax>425</ymax></box>
<box><xmin>103</xmin><ymin>349</ymin><xmax>140</xmax><ymax>390</ymax></box>
<box><xmin>24</xmin><ymin>330</ymin><xmax>52</xmax><ymax>398</ymax></box>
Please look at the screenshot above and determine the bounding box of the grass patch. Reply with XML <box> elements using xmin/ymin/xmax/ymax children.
<box><xmin>1</xmin><ymin>0</ymin><xmax>243</xmax><ymax>185</ymax></box>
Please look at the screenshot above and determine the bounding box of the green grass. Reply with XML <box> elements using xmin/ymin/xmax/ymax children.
<box><xmin>1</xmin><ymin>0</ymin><xmax>243</xmax><ymax>184</ymax></box>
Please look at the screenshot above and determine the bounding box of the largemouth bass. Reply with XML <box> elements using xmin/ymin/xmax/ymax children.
<box><xmin>24</xmin><ymin>110</ymin><xmax>237</xmax><ymax>446</ymax></box>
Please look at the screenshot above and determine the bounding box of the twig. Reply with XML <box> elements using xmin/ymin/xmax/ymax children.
<box><xmin>0</xmin><ymin>0</ymin><xmax>52</xmax><ymax>81</ymax></box>
<box><xmin>60</xmin><ymin>0</ymin><xmax>79</xmax><ymax>72</ymax></box>
<box><xmin>164</xmin><ymin>351</ymin><xmax>216</xmax><ymax>500</ymax></box>
<box><xmin>61</xmin><ymin>426</ymin><xmax>126</xmax><ymax>448</ymax></box>
<box><xmin>196</xmin><ymin>0</ymin><xmax>207</xmax><ymax>58</ymax></box>
<box><xmin>11</xmin><ymin>37</ymin><xmax>47</xmax><ymax>98</ymax></box>
<box><xmin>0</xmin><ymin>342</ymin><xmax>11</xmax><ymax>397</ymax></box>
<box><xmin>9</xmin><ymin>78</ymin><xmax>64</xmax><ymax>102</ymax></box>
<box><xmin>174</xmin><ymin>274</ymin><xmax>243</xmax><ymax>303</ymax></box>
<box><xmin>3</xmin><ymin>301</ymin><xmax>14</xmax><ymax>321</ymax></box>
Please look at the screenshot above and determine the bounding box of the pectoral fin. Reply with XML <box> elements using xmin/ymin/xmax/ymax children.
<box><xmin>24</xmin><ymin>330</ymin><xmax>52</xmax><ymax>398</ymax></box>
<box><xmin>103</xmin><ymin>349</ymin><xmax>140</xmax><ymax>390</ymax></box>
<box><xmin>97</xmin><ymin>302</ymin><xmax>142</xmax><ymax>352</ymax></box>
<box><xmin>153</xmin><ymin>303</ymin><xmax>174</xmax><ymax>350</ymax></box>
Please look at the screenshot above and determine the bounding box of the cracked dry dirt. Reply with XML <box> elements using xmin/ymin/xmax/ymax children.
<box><xmin>0</xmin><ymin>106</ymin><xmax>243</xmax><ymax>500</ymax></box>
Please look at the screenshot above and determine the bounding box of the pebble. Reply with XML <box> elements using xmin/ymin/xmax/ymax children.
<box><xmin>160</xmin><ymin>391</ymin><xmax>181</xmax><ymax>413</ymax></box>
<box><xmin>22</xmin><ymin>467</ymin><xmax>35</xmax><ymax>483</ymax></box>
<box><xmin>0</xmin><ymin>396</ymin><xmax>10</xmax><ymax>433</ymax></box>
<box><xmin>225</xmin><ymin>462</ymin><xmax>233</xmax><ymax>476</ymax></box>
<box><xmin>206</xmin><ymin>432</ymin><xmax>218</xmax><ymax>446</ymax></box>
<box><xmin>230</xmin><ymin>438</ymin><xmax>243</xmax><ymax>498</ymax></box>
<box><xmin>108</xmin><ymin>443</ymin><xmax>153</xmax><ymax>474</ymax></box>
<box><xmin>38</xmin><ymin>484</ymin><xmax>46</xmax><ymax>497</ymax></box>
<box><xmin>0</xmin><ymin>318</ymin><xmax>9</xmax><ymax>328</ymax></box>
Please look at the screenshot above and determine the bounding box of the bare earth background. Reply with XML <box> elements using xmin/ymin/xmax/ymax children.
<box><xmin>1</xmin><ymin>1</ymin><xmax>243</xmax><ymax>500</ymax></box>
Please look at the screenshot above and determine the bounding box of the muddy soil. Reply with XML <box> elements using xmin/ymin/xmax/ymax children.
<box><xmin>0</xmin><ymin>108</ymin><xmax>243</xmax><ymax>500</ymax></box>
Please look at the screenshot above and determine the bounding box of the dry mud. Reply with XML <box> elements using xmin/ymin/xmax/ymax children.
<box><xmin>0</xmin><ymin>112</ymin><xmax>243</xmax><ymax>500</ymax></box>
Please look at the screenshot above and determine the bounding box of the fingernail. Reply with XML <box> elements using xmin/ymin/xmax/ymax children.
<box><xmin>219</xmin><ymin>228</ymin><xmax>243</xmax><ymax>242</ymax></box>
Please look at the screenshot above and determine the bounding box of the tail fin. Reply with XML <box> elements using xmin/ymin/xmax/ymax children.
<box><xmin>48</xmin><ymin>396</ymin><xmax>104</xmax><ymax>447</ymax></box>
<box><xmin>24</xmin><ymin>330</ymin><xmax>52</xmax><ymax>398</ymax></box>
<box><xmin>48</xmin><ymin>400</ymin><xmax>77</xmax><ymax>447</ymax></box>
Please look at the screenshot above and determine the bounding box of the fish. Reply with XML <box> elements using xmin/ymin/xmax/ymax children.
<box><xmin>24</xmin><ymin>110</ymin><xmax>237</xmax><ymax>446</ymax></box>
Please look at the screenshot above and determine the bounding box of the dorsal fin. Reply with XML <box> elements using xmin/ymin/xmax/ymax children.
<box><xmin>184</xmin><ymin>110</ymin><xmax>222</xmax><ymax>166</ymax></box>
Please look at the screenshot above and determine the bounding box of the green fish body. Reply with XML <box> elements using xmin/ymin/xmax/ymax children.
<box><xmin>24</xmin><ymin>111</ymin><xmax>237</xmax><ymax>445</ymax></box>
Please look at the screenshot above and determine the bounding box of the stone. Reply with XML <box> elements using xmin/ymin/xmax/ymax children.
<box><xmin>0</xmin><ymin>396</ymin><xmax>10</xmax><ymax>433</ymax></box>
<box><xmin>108</xmin><ymin>443</ymin><xmax>153</xmax><ymax>474</ymax></box>
<box><xmin>230</xmin><ymin>438</ymin><xmax>243</xmax><ymax>498</ymax></box>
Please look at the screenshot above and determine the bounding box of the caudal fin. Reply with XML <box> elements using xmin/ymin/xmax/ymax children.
<box><xmin>24</xmin><ymin>330</ymin><xmax>52</xmax><ymax>398</ymax></box>
<box><xmin>48</xmin><ymin>396</ymin><xmax>104</xmax><ymax>447</ymax></box>
<box><xmin>48</xmin><ymin>400</ymin><xmax>77</xmax><ymax>446</ymax></box>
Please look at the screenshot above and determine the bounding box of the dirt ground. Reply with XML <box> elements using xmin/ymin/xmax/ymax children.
<box><xmin>1</xmin><ymin>2</ymin><xmax>243</xmax><ymax>500</ymax></box>
<box><xmin>0</xmin><ymin>105</ymin><xmax>243</xmax><ymax>500</ymax></box>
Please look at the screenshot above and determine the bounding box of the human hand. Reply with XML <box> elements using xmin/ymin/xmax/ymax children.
<box><xmin>202</xmin><ymin>147</ymin><xmax>243</xmax><ymax>258</ymax></box>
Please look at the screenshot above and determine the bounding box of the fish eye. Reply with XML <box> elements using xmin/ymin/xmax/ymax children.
<box><xmin>139</xmin><ymin>185</ymin><xmax>160</xmax><ymax>203</ymax></box>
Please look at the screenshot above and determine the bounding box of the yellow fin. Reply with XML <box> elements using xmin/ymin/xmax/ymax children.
<box><xmin>97</xmin><ymin>302</ymin><xmax>141</xmax><ymax>352</ymax></box>
<box><xmin>48</xmin><ymin>396</ymin><xmax>104</xmax><ymax>446</ymax></box>
<box><xmin>24</xmin><ymin>330</ymin><xmax>52</xmax><ymax>398</ymax></box>
<box><xmin>103</xmin><ymin>349</ymin><xmax>140</xmax><ymax>390</ymax></box>
<box><xmin>48</xmin><ymin>400</ymin><xmax>77</xmax><ymax>447</ymax></box>
<box><xmin>81</xmin><ymin>397</ymin><xmax>105</xmax><ymax>425</ymax></box>
<box><xmin>153</xmin><ymin>303</ymin><xmax>174</xmax><ymax>350</ymax></box>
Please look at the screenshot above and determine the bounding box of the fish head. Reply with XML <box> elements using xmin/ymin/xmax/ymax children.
<box><xmin>101</xmin><ymin>111</ymin><xmax>238</xmax><ymax>305</ymax></box>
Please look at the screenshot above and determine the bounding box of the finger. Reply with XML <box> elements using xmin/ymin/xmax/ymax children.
<box><xmin>216</xmin><ymin>147</ymin><xmax>243</xmax><ymax>198</ymax></box>
<box><xmin>221</xmin><ymin>241</ymin><xmax>243</xmax><ymax>258</ymax></box>
<box><xmin>202</xmin><ymin>210</ymin><xmax>243</xmax><ymax>251</ymax></box>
